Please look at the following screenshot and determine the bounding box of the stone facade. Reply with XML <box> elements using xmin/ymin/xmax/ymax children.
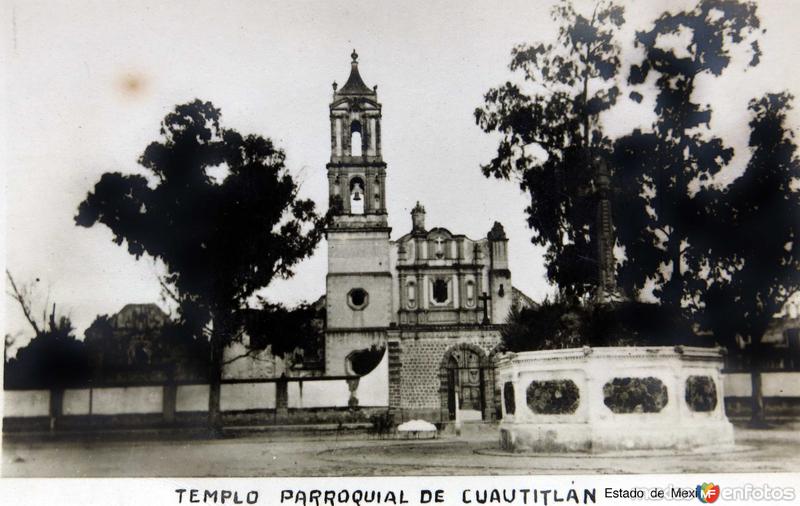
<box><xmin>387</xmin><ymin>327</ymin><xmax>502</xmax><ymax>422</ymax></box>
<box><xmin>393</xmin><ymin>210</ymin><xmax>512</xmax><ymax>328</ymax></box>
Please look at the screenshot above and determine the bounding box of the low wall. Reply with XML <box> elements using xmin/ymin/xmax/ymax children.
<box><xmin>2</xmin><ymin>352</ymin><xmax>389</xmax><ymax>431</ymax></box>
<box><xmin>723</xmin><ymin>372</ymin><xmax>800</xmax><ymax>397</ymax></box>
<box><xmin>3</xmin><ymin>390</ymin><xmax>49</xmax><ymax>417</ymax></box>
<box><xmin>176</xmin><ymin>385</ymin><xmax>209</xmax><ymax>412</ymax></box>
<box><xmin>220</xmin><ymin>383</ymin><xmax>276</xmax><ymax>411</ymax></box>
<box><xmin>723</xmin><ymin>372</ymin><xmax>800</xmax><ymax>418</ymax></box>
<box><xmin>93</xmin><ymin>387</ymin><xmax>163</xmax><ymax>415</ymax></box>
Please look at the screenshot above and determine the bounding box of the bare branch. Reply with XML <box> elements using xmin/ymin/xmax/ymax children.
<box><xmin>5</xmin><ymin>270</ymin><xmax>41</xmax><ymax>336</ymax></box>
<box><xmin>48</xmin><ymin>302</ymin><xmax>57</xmax><ymax>333</ymax></box>
<box><xmin>222</xmin><ymin>347</ymin><xmax>275</xmax><ymax>366</ymax></box>
<box><xmin>157</xmin><ymin>275</ymin><xmax>182</xmax><ymax>306</ymax></box>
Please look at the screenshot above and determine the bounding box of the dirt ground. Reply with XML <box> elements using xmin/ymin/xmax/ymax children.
<box><xmin>3</xmin><ymin>424</ymin><xmax>799</xmax><ymax>477</ymax></box>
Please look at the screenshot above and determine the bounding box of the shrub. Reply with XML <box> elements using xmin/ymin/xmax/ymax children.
<box><xmin>368</xmin><ymin>411</ymin><xmax>394</xmax><ymax>436</ymax></box>
<box><xmin>348</xmin><ymin>345</ymin><xmax>385</xmax><ymax>375</ymax></box>
<box><xmin>502</xmin><ymin>300</ymin><xmax>710</xmax><ymax>352</ymax></box>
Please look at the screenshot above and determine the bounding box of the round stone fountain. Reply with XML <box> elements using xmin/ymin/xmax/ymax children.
<box><xmin>495</xmin><ymin>346</ymin><xmax>734</xmax><ymax>452</ymax></box>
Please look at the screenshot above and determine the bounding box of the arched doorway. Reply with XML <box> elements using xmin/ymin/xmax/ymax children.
<box><xmin>441</xmin><ymin>345</ymin><xmax>488</xmax><ymax>422</ymax></box>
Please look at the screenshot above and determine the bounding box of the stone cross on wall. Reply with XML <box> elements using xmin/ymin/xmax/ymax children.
<box><xmin>479</xmin><ymin>292</ymin><xmax>491</xmax><ymax>325</ymax></box>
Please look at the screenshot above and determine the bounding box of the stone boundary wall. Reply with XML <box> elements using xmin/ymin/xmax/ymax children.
<box><xmin>723</xmin><ymin>372</ymin><xmax>800</xmax><ymax>418</ymax></box>
<box><xmin>723</xmin><ymin>372</ymin><xmax>800</xmax><ymax>397</ymax></box>
<box><xmin>2</xmin><ymin>352</ymin><xmax>388</xmax><ymax>431</ymax></box>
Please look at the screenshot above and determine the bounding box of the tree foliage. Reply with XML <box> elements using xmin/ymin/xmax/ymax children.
<box><xmin>614</xmin><ymin>0</ymin><xmax>761</xmax><ymax>307</ymax></box>
<box><xmin>76</xmin><ymin>100</ymin><xmax>325</xmax><ymax>328</ymax></box>
<box><xmin>4</xmin><ymin>271</ymin><xmax>90</xmax><ymax>389</ymax></box>
<box><xmin>347</xmin><ymin>345</ymin><xmax>385</xmax><ymax>376</ymax></box>
<box><xmin>700</xmin><ymin>93</ymin><xmax>800</xmax><ymax>347</ymax></box>
<box><xmin>83</xmin><ymin>313</ymin><xmax>210</xmax><ymax>382</ymax></box>
<box><xmin>4</xmin><ymin>312</ymin><xmax>90</xmax><ymax>389</ymax></box>
<box><xmin>475</xmin><ymin>0</ymin><xmax>625</xmax><ymax>300</ymax></box>
<box><xmin>696</xmin><ymin>92</ymin><xmax>800</xmax><ymax>425</ymax></box>
<box><xmin>501</xmin><ymin>299</ymin><xmax>702</xmax><ymax>353</ymax></box>
<box><xmin>481</xmin><ymin>0</ymin><xmax>796</xmax><ymax>425</ymax></box>
<box><xmin>75</xmin><ymin>100</ymin><xmax>327</xmax><ymax>429</ymax></box>
<box><xmin>241</xmin><ymin>298</ymin><xmax>325</xmax><ymax>364</ymax></box>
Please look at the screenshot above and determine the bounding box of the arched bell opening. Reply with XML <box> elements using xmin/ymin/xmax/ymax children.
<box><xmin>350</xmin><ymin>120</ymin><xmax>363</xmax><ymax>157</ymax></box>
<box><xmin>349</xmin><ymin>176</ymin><xmax>365</xmax><ymax>214</ymax></box>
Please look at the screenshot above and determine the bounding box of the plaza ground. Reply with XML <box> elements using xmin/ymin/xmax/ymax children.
<box><xmin>2</xmin><ymin>422</ymin><xmax>799</xmax><ymax>477</ymax></box>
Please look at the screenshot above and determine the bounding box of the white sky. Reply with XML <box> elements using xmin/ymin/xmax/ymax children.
<box><xmin>2</xmin><ymin>0</ymin><xmax>799</xmax><ymax>349</ymax></box>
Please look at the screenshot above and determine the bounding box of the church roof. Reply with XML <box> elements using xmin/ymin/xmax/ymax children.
<box><xmin>112</xmin><ymin>303</ymin><xmax>169</xmax><ymax>330</ymax></box>
<box><xmin>511</xmin><ymin>287</ymin><xmax>539</xmax><ymax>311</ymax></box>
<box><xmin>337</xmin><ymin>50</ymin><xmax>376</xmax><ymax>96</ymax></box>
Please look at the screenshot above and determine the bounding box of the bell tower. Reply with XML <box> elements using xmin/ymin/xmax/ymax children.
<box><xmin>327</xmin><ymin>49</ymin><xmax>387</xmax><ymax>223</ymax></box>
<box><xmin>324</xmin><ymin>51</ymin><xmax>392</xmax><ymax>375</ymax></box>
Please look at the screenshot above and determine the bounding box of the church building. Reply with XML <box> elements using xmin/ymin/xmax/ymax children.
<box><xmin>323</xmin><ymin>52</ymin><xmax>530</xmax><ymax>424</ymax></box>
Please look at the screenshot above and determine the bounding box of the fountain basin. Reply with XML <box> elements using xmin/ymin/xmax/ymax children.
<box><xmin>496</xmin><ymin>346</ymin><xmax>734</xmax><ymax>452</ymax></box>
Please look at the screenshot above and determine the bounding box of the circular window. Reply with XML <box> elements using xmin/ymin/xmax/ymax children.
<box><xmin>348</xmin><ymin>288</ymin><xmax>369</xmax><ymax>310</ymax></box>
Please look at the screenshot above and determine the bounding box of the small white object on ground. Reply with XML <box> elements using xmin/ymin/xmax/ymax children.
<box><xmin>397</xmin><ymin>420</ymin><xmax>437</xmax><ymax>433</ymax></box>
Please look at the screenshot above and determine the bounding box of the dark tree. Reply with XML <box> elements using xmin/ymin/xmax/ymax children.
<box><xmin>5</xmin><ymin>271</ymin><xmax>90</xmax><ymax>389</ymax></box>
<box><xmin>234</xmin><ymin>298</ymin><xmax>325</xmax><ymax>368</ymax></box>
<box><xmin>346</xmin><ymin>346</ymin><xmax>385</xmax><ymax>376</ymax></box>
<box><xmin>4</xmin><ymin>317</ymin><xmax>89</xmax><ymax>389</ymax></box>
<box><xmin>501</xmin><ymin>298</ymin><xmax>703</xmax><ymax>353</ymax></box>
<box><xmin>614</xmin><ymin>0</ymin><xmax>761</xmax><ymax>308</ymax></box>
<box><xmin>698</xmin><ymin>93</ymin><xmax>800</xmax><ymax>426</ymax></box>
<box><xmin>475</xmin><ymin>0</ymin><xmax>625</xmax><ymax>301</ymax></box>
<box><xmin>501</xmin><ymin>300</ymin><xmax>583</xmax><ymax>352</ymax></box>
<box><xmin>76</xmin><ymin>100</ymin><xmax>327</xmax><ymax>432</ymax></box>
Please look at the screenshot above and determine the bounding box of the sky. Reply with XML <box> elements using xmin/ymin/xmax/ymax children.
<box><xmin>2</xmin><ymin>0</ymin><xmax>799</xmax><ymax>352</ymax></box>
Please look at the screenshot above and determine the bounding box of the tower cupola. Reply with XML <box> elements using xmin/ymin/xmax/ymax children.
<box><xmin>329</xmin><ymin>50</ymin><xmax>382</xmax><ymax>163</ymax></box>
<box><xmin>337</xmin><ymin>50</ymin><xmax>376</xmax><ymax>96</ymax></box>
